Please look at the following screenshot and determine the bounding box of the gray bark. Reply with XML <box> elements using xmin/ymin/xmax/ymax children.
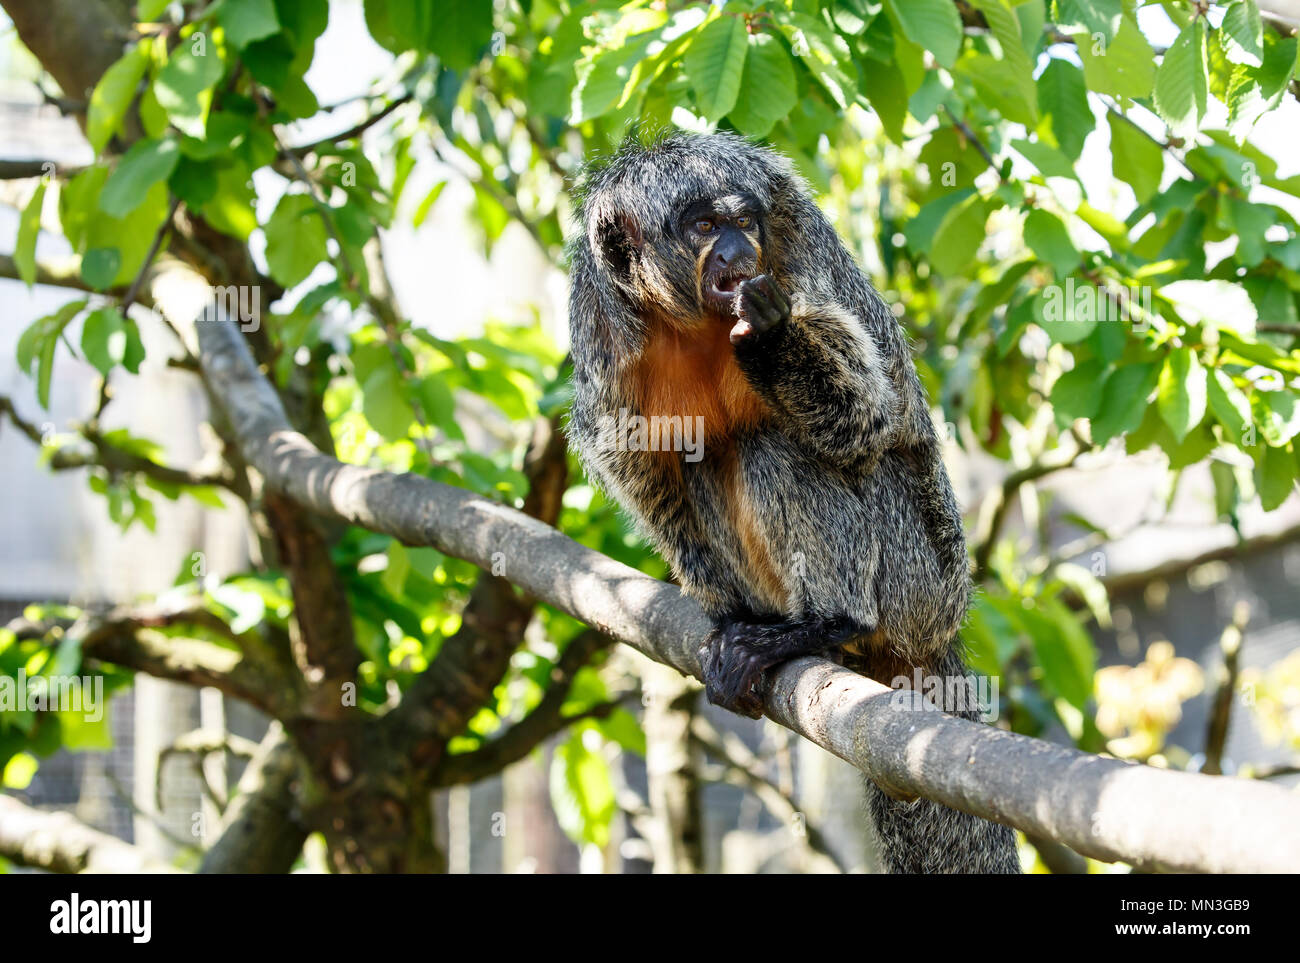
<box><xmin>197</xmin><ymin>306</ymin><xmax>1300</xmax><ymax>874</ymax></box>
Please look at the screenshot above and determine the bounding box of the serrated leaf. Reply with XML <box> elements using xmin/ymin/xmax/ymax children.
<box><xmin>885</xmin><ymin>0</ymin><xmax>963</xmax><ymax>69</ymax></box>
<box><xmin>1157</xmin><ymin>348</ymin><xmax>1207</xmax><ymax>442</ymax></box>
<box><xmin>1051</xmin><ymin>360</ymin><xmax>1107</xmax><ymax>421</ymax></box>
<box><xmin>1076</xmin><ymin>15</ymin><xmax>1154</xmax><ymax>99</ymax></box>
<box><xmin>1221</xmin><ymin>0</ymin><xmax>1264</xmax><ymax>68</ymax></box>
<box><xmin>1037</xmin><ymin>59</ymin><xmax>1091</xmax><ymax>160</ymax></box>
<box><xmin>684</xmin><ymin>15</ymin><xmax>748</xmax><ymax>124</ymax></box>
<box><xmin>1154</xmin><ymin>20</ymin><xmax>1209</xmax><ymax>137</ymax></box>
<box><xmin>775</xmin><ymin>12</ymin><xmax>857</xmax><ymax>109</ymax></box>
<box><xmin>727</xmin><ymin>32</ymin><xmax>796</xmax><ymax>138</ymax></box>
<box><xmin>1055</xmin><ymin>0</ymin><xmax>1123</xmax><ymax>44</ymax></box>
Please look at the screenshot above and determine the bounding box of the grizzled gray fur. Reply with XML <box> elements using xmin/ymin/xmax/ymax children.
<box><xmin>567</xmin><ymin>131</ymin><xmax>1018</xmax><ymax>874</ymax></box>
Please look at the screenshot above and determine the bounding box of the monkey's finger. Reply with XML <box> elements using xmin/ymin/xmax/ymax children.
<box><xmin>729</xmin><ymin>319</ymin><xmax>753</xmax><ymax>344</ymax></box>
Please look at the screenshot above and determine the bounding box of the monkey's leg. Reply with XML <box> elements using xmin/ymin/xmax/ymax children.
<box><xmin>700</xmin><ymin>614</ymin><xmax>869</xmax><ymax>718</ymax></box>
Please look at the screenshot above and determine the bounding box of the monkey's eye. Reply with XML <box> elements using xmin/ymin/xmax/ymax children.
<box><xmin>695</xmin><ymin>219</ymin><xmax>715</xmax><ymax>234</ymax></box>
<box><xmin>736</xmin><ymin>215</ymin><xmax>752</xmax><ymax>229</ymax></box>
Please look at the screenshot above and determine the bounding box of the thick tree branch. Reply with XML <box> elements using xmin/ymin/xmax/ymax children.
<box><xmin>12</xmin><ymin>602</ymin><xmax>302</xmax><ymax>717</ymax></box>
<box><xmin>196</xmin><ymin>304</ymin><xmax>1300</xmax><ymax>873</ymax></box>
<box><xmin>0</xmin><ymin>793</ymin><xmax>178</xmax><ymax>873</ymax></box>
<box><xmin>199</xmin><ymin>725</ymin><xmax>309</xmax><ymax>873</ymax></box>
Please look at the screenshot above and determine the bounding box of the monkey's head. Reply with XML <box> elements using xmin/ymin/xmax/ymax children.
<box><xmin>573</xmin><ymin>132</ymin><xmax>804</xmax><ymax>338</ymax></box>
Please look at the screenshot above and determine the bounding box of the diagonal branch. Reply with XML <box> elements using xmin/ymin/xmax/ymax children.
<box><xmin>195</xmin><ymin>302</ymin><xmax>1300</xmax><ymax>874</ymax></box>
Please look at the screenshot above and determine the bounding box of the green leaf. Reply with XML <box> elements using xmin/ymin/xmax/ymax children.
<box><xmin>99</xmin><ymin>138</ymin><xmax>179</xmax><ymax>218</ymax></box>
<box><xmin>138</xmin><ymin>0</ymin><xmax>172</xmax><ymax>19</ymax></box>
<box><xmin>1037</xmin><ymin>59</ymin><xmax>1091</xmax><ymax>161</ymax></box>
<box><xmin>153</xmin><ymin>36</ymin><xmax>225</xmax><ymax>137</ymax></box>
<box><xmin>427</xmin><ymin>0</ymin><xmax>495</xmax><ymax>70</ymax></box>
<box><xmin>362</xmin><ymin>364</ymin><xmax>415</xmax><ymax>441</ymax></box>
<box><xmin>87</xmin><ymin>43</ymin><xmax>151</xmax><ymax>154</ymax></box>
<box><xmin>1255</xmin><ymin>443</ymin><xmax>1296</xmax><ymax>510</ymax></box>
<box><xmin>885</xmin><ymin>0</ymin><xmax>963</xmax><ymax>69</ymax></box>
<box><xmin>218</xmin><ymin>0</ymin><xmax>281</xmax><ymax>50</ymax></box>
<box><xmin>1156</xmin><ymin>348</ymin><xmax>1207</xmax><ymax>442</ymax></box>
<box><xmin>550</xmin><ymin>729</ymin><xmax>616</xmax><ymax>848</ymax></box>
<box><xmin>17</xmin><ymin>300</ymin><xmax>89</xmax><ymax>409</ymax></box>
<box><xmin>1055</xmin><ymin>0</ymin><xmax>1123</xmax><ymax>43</ymax></box>
<box><xmin>969</xmin><ymin>0</ymin><xmax>1038</xmax><ymax>124</ymax></box>
<box><xmin>1076</xmin><ymin>15</ymin><xmax>1154</xmax><ymax>100</ymax></box>
<box><xmin>1154</xmin><ymin>20</ymin><xmax>1209</xmax><ymax>137</ymax></box>
<box><xmin>1221</xmin><ymin>0</ymin><xmax>1264</xmax><ymax>68</ymax></box>
<box><xmin>1207</xmin><ymin>369</ymin><xmax>1253</xmax><ymax>445</ymax></box>
<box><xmin>1107</xmin><ymin>110</ymin><xmax>1163</xmax><ymax>204</ymax></box>
<box><xmin>1033</xmin><ymin>284</ymin><xmax>1097</xmax><ymax>344</ymax></box>
<box><xmin>775</xmin><ymin>12</ymin><xmax>857</xmax><ymax>109</ymax></box>
<box><xmin>1091</xmin><ymin>362</ymin><xmax>1159</xmax><ymax>445</ymax></box>
<box><xmin>858</xmin><ymin>55</ymin><xmax>909</xmax><ymax>143</ymax></box>
<box><xmin>263</xmin><ymin>193</ymin><xmax>329</xmax><ymax>288</ymax></box>
<box><xmin>929</xmin><ymin>193</ymin><xmax>988</xmax><ymax>275</ymax></box>
<box><xmin>1025</xmin><ymin>598</ymin><xmax>1096</xmax><ymax>709</ymax></box>
<box><xmin>412</xmin><ymin>181</ymin><xmax>446</xmax><ymax>228</ymax></box>
<box><xmin>1010</xmin><ymin>138</ymin><xmax>1079</xmax><ymax>182</ymax></box>
<box><xmin>80</xmin><ymin>248</ymin><xmax>122</xmax><ymax>291</ymax></box>
<box><xmin>1051</xmin><ymin>359</ymin><xmax>1107</xmax><ymax>420</ymax></box>
<box><xmin>1023</xmin><ymin>209</ymin><xmax>1079</xmax><ymax>277</ymax></box>
<box><xmin>727</xmin><ymin>32</ymin><xmax>796</xmax><ymax>138</ymax></box>
<box><xmin>684</xmin><ymin>15</ymin><xmax>748</xmax><ymax>125</ymax></box>
<box><xmin>14</xmin><ymin>181</ymin><xmax>46</xmax><ymax>288</ymax></box>
<box><xmin>80</xmin><ymin>307</ymin><xmax>129</xmax><ymax>376</ymax></box>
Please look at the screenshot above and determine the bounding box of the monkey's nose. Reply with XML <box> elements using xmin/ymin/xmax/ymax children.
<box><xmin>713</xmin><ymin>250</ymin><xmax>732</xmax><ymax>268</ymax></box>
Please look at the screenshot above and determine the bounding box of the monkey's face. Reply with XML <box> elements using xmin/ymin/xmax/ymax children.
<box><xmin>680</xmin><ymin>194</ymin><xmax>764</xmax><ymax>317</ymax></box>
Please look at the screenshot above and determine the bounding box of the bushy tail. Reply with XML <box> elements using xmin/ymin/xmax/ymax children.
<box><xmin>859</xmin><ymin>644</ymin><xmax>1021</xmax><ymax>874</ymax></box>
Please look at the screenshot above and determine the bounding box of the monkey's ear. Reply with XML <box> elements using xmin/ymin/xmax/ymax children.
<box><xmin>595</xmin><ymin>212</ymin><xmax>642</xmax><ymax>278</ymax></box>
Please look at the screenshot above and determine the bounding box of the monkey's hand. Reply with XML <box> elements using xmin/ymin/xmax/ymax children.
<box><xmin>730</xmin><ymin>274</ymin><xmax>790</xmax><ymax>346</ymax></box>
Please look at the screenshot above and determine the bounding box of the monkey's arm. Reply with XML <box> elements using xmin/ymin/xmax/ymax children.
<box><xmin>731</xmin><ymin>276</ymin><xmax>897</xmax><ymax>469</ymax></box>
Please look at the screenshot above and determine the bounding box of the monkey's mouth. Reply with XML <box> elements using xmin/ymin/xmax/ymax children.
<box><xmin>705</xmin><ymin>271</ymin><xmax>754</xmax><ymax>309</ymax></box>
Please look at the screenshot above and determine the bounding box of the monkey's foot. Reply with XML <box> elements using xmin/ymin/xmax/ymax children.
<box><xmin>700</xmin><ymin>622</ymin><xmax>784</xmax><ymax>718</ymax></box>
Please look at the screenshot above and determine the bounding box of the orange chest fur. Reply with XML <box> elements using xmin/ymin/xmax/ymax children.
<box><xmin>630</xmin><ymin>321</ymin><xmax>767</xmax><ymax>440</ymax></box>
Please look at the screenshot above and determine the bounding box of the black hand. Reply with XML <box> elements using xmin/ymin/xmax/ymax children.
<box><xmin>732</xmin><ymin>274</ymin><xmax>791</xmax><ymax>341</ymax></box>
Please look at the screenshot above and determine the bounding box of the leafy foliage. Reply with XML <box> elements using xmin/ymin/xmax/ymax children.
<box><xmin>8</xmin><ymin>0</ymin><xmax>1300</xmax><ymax>849</ymax></box>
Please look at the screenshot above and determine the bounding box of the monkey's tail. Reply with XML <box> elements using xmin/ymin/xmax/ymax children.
<box><xmin>859</xmin><ymin>643</ymin><xmax>1021</xmax><ymax>874</ymax></box>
